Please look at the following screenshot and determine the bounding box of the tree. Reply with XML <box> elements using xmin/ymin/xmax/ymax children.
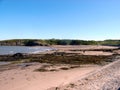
<box><xmin>23</xmin><ymin>40</ymin><xmax>39</xmax><ymax>46</ymax></box>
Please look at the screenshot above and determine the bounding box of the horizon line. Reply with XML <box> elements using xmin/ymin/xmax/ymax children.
<box><xmin>0</xmin><ymin>38</ymin><xmax>120</xmax><ymax>41</ymax></box>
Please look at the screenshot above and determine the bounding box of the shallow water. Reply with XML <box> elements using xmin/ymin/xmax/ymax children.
<box><xmin>0</xmin><ymin>46</ymin><xmax>54</xmax><ymax>55</ymax></box>
<box><xmin>0</xmin><ymin>62</ymin><xmax>11</xmax><ymax>65</ymax></box>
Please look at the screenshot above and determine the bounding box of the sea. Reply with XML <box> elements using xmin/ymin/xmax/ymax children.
<box><xmin>0</xmin><ymin>46</ymin><xmax>55</xmax><ymax>55</ymax></box>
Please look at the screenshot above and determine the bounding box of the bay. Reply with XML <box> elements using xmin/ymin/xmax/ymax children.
<box><xmin>0</xmin><ymin>46</ymin><xmax>54</xmax><ymax>55</ymax></box>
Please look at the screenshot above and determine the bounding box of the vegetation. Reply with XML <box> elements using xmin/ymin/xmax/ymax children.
<box><xmin>0</xmin><ymin>39</ymin><xmax>120</xmax><ymax>46</ymax></box>
<box><xmin>23</xmin><ymin>40</ymin><xmax>39</xmax><ymax>46</ymax></box>
<box><xmin>28</xmin><ymin>54</ymin><xmax>114</xmax><ymax>65</ymax></box>
<box><xmin>0</xmin><ymin>53</ymin><xmax>115</xmax><ymax>65</ymax></box>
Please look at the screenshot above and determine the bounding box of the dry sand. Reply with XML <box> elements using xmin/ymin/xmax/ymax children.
<box><xmin>0</xmin><ymin>63</ymin><xmax>100</xmax><ymax>90</ymax></box>
<box><xmin>49</xmin><ymin>45</ymin><xmax>118</xmax><ymax>56</ymax></box>
<box><xmin>52</xmin><ymin>45</ymin><xmax>118</xmax><ymax>50</ymax></box>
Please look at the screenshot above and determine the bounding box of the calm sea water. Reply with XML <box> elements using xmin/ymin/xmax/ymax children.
<box><xmin>0</xmin><ymin>46</ymin><xmax>54</xmax><ymax>55</ymax></box>
<box><xmin>0</xmin><ymin>62</ymin><xmax>11</xmax><ymax>65</ymax></box>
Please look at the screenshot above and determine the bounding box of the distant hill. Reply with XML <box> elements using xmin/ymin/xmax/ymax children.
<box><xmin>0</xmin><ymin>39</ymin><xmax>120</xmax><ymax>46</ymax></box>
<box><xmin>0</xmin><ymin>39</ymin><xmax>48</xmax><ymax>46</ymax></box>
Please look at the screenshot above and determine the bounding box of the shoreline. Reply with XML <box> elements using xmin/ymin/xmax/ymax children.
<box><xmin>0</xmin><ymin>45</ymin><xmax>119</xmax><ymax>55</ymax></box>
<box><xmin>49</xmin><ymin>56</ymin><xmax>120</xmax><ymax>90</ymax></box>
<box><xmin>0</xmin><ymin>45</ymin><xmax>120</xmax><ymax>90</ymax></box>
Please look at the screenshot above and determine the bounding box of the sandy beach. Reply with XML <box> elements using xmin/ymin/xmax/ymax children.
<box><xmin>53</xmin><ymin>45</ymin><xmax>118</xmax><ymax>55</ymax></box>
<box><xmin>0</xmin><ymin>45</ymin><xmax>119</xmax><ymax>90</ymax></box>
<box><xmin>0</xmin><ymin>63</ymin><xmax>100</xmax><ymax>90</ymax></box>
<box><xmin>1</xmin><ymin>0</ymin><xmax>120</xmax><ymax>89</ymax></box>
<box><xmin>49</xmin><ymin>56</ymin><xmax>120</xmax><ymax>90</ymax></box>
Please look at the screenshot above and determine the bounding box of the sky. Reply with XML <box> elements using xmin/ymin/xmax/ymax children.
<box><xmin>0</xmin><ymin>0</ymin><xmax>120</xmax><ymax>40</ymax></box>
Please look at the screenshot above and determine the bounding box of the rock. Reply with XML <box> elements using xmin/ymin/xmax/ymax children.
<box><xmin>12</xmin><ymin>53</ymin><xmax>23</xmax><ymax>58</ymax></box>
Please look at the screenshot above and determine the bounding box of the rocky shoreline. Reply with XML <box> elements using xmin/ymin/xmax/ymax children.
<box><xmin>0</xmin><ymin>45</ymin><xmax>119</xmax><ymax>65</ymax></box>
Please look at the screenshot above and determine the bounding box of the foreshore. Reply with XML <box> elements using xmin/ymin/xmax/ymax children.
<box><xmin>48</xmin><ymin>56</ymin><xmax>120</xmax><ymax>90</ymax></box>
<box><xmin>0</xmin><ymin>45</ymin><xmax>120</xmax><ymax>90</ymax></box>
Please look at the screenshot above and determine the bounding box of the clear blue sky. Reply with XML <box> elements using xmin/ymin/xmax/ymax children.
<box><xmin>0</xmin><ymin>0</ymin><xmax>120</xmax><ymax>40</ymax></box>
